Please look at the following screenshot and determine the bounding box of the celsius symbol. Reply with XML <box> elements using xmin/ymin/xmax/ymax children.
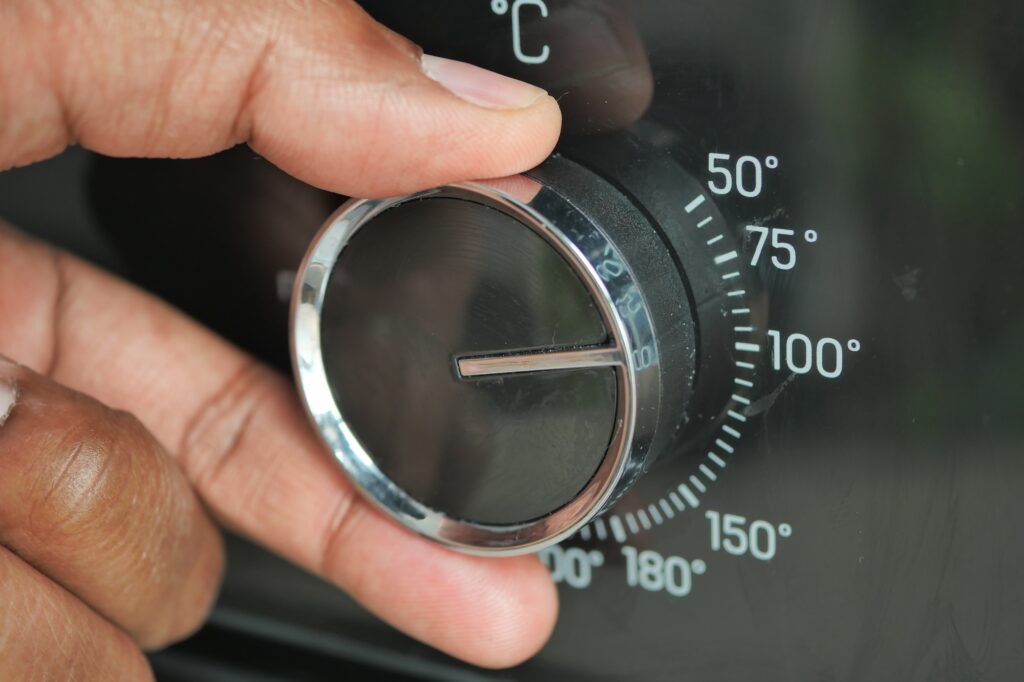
<box><xmin>847</xmin><ymin>339</ymin><xmax>862</xmax><ymax>352</ymax></box>
<box><xmin>589</xmin><ymin>550</ymin><xmax>605</xmax><ymax>567</ymax></box>
<box><xmin>491</xmin><ymin>0</ymin><xmax>551</xmax><ymax>65</ymax></box>
<box><xmin>804</xmin><ymin>229</ymin><xmax>818</xmax><ymax>243</ymax></box>
<box><xmin>691</xmin><ymin>559</ymin><xmax>707</xmax><ymax>575</ymax></box>
<box><xmin>778</xmin><ymin>523</ymin><xmax>793</xmax><ymax>538</ymax></box>
<box><xmin>765</xmin><ymin>156</ymin><xmax>779</xmax><ymax>169</ymax></box>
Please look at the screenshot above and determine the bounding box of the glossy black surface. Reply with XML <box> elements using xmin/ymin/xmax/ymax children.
<box><xmin>322</xmin><ymin>198</ymin><xmax>614</xmax><ymax>524</ymax></box>
<box><xmin>4</xmin><ymin>0</ymin><xmax>1022</xmax><ymax>680</ymax></box>
<box><xmin>357</xmin><ymin>2</ymin><xmax>1024</xmax><ymax>679</ymax></box>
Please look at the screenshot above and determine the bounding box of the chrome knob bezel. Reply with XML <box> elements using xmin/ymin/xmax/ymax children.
<box><xmin>291</xmin><ymin>177</ymin><xmax>661</xmax><ymax>555</ymax></box>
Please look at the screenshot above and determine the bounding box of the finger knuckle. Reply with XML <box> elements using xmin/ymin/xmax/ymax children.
<box><xmin>28</xmin><ymin>412</ymin><xmax>129</xmax><ymax>537</ymax></box>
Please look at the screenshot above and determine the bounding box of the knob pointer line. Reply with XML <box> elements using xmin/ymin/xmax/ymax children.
<box><xmin>456</xmin><ymin>345</ymin><xmax>624</xmax><ymax>378</ymax></box>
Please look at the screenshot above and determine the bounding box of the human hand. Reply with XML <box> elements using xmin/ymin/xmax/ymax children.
<box><xmin>0</xmin><ymin>0</ymin><xmax>561</xmax><ymax>677</ymax></box>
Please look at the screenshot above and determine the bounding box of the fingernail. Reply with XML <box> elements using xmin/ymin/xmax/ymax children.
<box><xmin>0</xmin><ymin>379</ymin><xmax>16</xmax><ymax>427</ymax></box>
<box><xmin>421</xmin><ymin>54</ymin><xmax>548</xmax><ymax>109</ymax></box>
<box><xmin>0</xmin><ymin>355</ymin><xmax>19</xmax><ymax>427</ymax></box>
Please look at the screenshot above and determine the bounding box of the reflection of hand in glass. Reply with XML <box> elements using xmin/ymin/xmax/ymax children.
<box><xmin>364</xmin><ymin>0</ymin><xmax>654</xmax><ymax>135</ymax></box>
<box><xmin>504</xmin><ymin>0</ymin><xmax>655</xmax><ymax>134</ymax></box>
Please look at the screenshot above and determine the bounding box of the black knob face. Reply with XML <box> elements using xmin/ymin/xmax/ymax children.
<box><xmin>292</xmin><ymin>162</ymin><xmax>696</xmax><ymax>553</ymax></box>
<box><xmin>320</xmin><ymin>198</ymin><xmax>615</xmax><ymax>525</ymax></box>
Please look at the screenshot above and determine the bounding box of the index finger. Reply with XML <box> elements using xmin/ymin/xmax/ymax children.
<box><xmin>0</xmin><ymin>225</ymin><xmax>558</xmax><ymax>668</ymax></box>
<box><xmin>1</xmin><ymin>0</ymin><xmax>559</xmax><ymax>198</ymax></box>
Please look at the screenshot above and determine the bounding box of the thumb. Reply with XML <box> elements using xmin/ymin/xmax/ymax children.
<box><xmin>1</xmin><ymin>0</ymin><xmax>561</xmax><ymax>197</ymax></box>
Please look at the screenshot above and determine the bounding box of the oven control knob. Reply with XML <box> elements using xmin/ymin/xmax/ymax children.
<box><xmin>292</xmin><ymin>157</ymin><xmax>695</xmax><ymax>553</ymax></box>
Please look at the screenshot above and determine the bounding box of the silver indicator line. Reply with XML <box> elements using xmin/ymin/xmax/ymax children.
<box><xmin>679</xmin><ymin>483</ymin><xmax>701</xmax><ymax>506</ymax></box>
<box><xmin>684</xmin><ymin>194</ymin><xmax>707</xmax><ymax>213</ymax></box>
<box><xmin>457</xmin><ymin>346</ymin><xmax>624</xmax><ymax>378</ymax></box>
<box><xmin>610</xmin><ymin>516</ymin><xmax>628</xmax><ymax>543</ymax></box>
